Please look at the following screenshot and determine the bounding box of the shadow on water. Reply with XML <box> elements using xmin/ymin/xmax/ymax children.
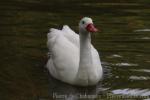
<box><xmin>0</xmin><ymin>0</ymin><xmax>150</xmax><ymax>100</ymax></box>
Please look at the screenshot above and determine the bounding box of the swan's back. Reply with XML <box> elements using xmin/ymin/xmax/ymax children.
<box><xmin>46</xmin><ymin>28</ymin><xmax>79</xmax><ymax>84</ymax></box>
<box><xmin>62</xmin><ymin>25</ymin><xmax>79</xmax><ymax>47</ymax></box>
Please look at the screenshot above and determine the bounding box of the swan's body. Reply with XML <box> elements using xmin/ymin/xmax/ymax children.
<box><xmin>46</xmin><ymin>17</ymin><xmax>103</xmax><ymax>86</ymax></box>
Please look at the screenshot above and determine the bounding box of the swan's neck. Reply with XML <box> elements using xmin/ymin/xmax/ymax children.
<box><xmin>75</xmin><ymin>31</ymin><xmax>93</xmax><ymax>85</ymax></box>
<box><xmin>79</xmin><ymin>31</ymin><xmax>92</xmax><ymax>70</ymax></box>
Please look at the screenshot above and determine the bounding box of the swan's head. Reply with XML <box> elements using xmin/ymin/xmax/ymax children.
<box><xmin>79</xmin><ymin>17</ymin><xmax>98</xmax><ymax>33</ymax></box>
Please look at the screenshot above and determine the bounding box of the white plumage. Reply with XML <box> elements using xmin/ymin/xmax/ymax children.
<box><xmin>46</xmin><ymin>17</ymin><xmax>103</xmax><ymax>86</ymax></box>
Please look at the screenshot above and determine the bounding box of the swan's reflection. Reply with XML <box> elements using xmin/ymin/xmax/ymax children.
<box><xmin>48</xmin><ymin>76</ymin><xmax>101</xmax><ymax>100</ymax></box>
<box><xmin>46</xmin><ymin>64</ymin><xmax>110</xmax><ymax>100</ymax></box>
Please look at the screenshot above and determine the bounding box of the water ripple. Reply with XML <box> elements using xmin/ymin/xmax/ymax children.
<box><xmin>131</xmin><ymin>69</ymin><xmax>150</xmax><ymax>73</ymax></box>
<box><xmin>140</xmin><ymin>37</ymin><xmax>150</xmax><ymax>40</ymax></box>
<box><xmin>107</xmin><ymin>54</ymin><xmax>122</xmax><ymax>58</ymax></box>
<box><xmin>129</xmin><ymin>76</ymin><xmax>150</xmax><ymax>80</ymax></box>
<box><xmin>108</xmin><ymin>63</ymin><xmax>139</xmax><ymax>67</ymax></box>
<box><xmin>112</xmin><ymin>88</ymin><xmax>150</xmax><ymax>96</ymax></box>
<box><xmin>134</xmin><ymin>29</ymin><xmax>150</xmax><ymax>32</ymax></box>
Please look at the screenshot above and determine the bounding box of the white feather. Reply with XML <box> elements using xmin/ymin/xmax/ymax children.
<box><xmin>46</xmin><ymin>17</ymin><xmax>103</xmax><ymax>86</ymax></box>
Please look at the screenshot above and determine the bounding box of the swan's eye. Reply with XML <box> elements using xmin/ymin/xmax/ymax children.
<box><xmin>82</xmin><ymin>21</ymin><xmax>85</xmax><ymax>24</ymax></box>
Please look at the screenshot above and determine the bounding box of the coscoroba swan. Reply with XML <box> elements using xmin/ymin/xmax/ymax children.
<box><xmin>46</xmin><ymin>17</ymin><xmax>103</xmax><ymax>86</ymax></box>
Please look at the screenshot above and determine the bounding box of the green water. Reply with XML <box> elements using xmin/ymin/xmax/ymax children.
<box><xmin>0</xmin><ymin>0</ymin><xmax>150</xmax><ymax>100</ymax></box>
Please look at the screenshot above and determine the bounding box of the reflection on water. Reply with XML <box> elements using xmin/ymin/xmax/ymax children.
<box><xmin>107</xmin><ymin>62</ymin><xmax>139</xmax><ymax>67</ymax></box>
<box><xmin>112</xmin><ymin>88</ymin><xmax>150</xmax><ymax>96</ymax></box>
<box><xmin>129</xmin><ymin>76</ymin><xmax>150</xmax><ymax>80</ymax></box>
<box><xmin>107</xmin><ymin>54</ymin><xmax>123</xmax><ymax>58</ymax></box>
<box><xmin>134</xmin><ymin>29</ymin><xmax>150</xmax><ymax>32</ymax></box>
<box><xmin>0</xmin><ymin>0</ymin><xmax>150</xmax><ymax>100</ymax></box>
<box><xmin>131</xmin><ymin>69</ymin><xmax>150</xmax><ymax>73</ymax></box>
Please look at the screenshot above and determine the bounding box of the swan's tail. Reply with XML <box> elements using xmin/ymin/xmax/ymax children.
<box><xmin>47</xmin><ymin>28</ymin><xmax>59</xmax><ymax>40</ymax></box>
<box><xmin>47</xmin><ymin>28</ymin><xmax>61</xmax><ymax>56</ymax></box>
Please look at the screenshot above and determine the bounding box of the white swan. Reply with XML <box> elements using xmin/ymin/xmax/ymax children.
<box><xmin>46</xmin><ymin>17</ymin><xmax>103</xmax><ymax>86</ymax></box>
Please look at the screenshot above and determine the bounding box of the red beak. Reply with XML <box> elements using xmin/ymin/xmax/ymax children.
<box><xmin>86</xmin><ymin>23</ymin><xmax>98</xmax><ymax>32</ymax></box>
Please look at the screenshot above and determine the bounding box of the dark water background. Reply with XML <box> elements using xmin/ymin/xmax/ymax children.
<box><xmin>0</xmin><ymin>0</ymin><xmax>150</xmax><ymax>100</ymax></box>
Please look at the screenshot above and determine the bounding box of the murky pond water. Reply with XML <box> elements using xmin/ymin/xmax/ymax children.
<box><xmin>0</xmin><ymin>0</ymin><xmax>150</xmax><ymax>100</ymax></box>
